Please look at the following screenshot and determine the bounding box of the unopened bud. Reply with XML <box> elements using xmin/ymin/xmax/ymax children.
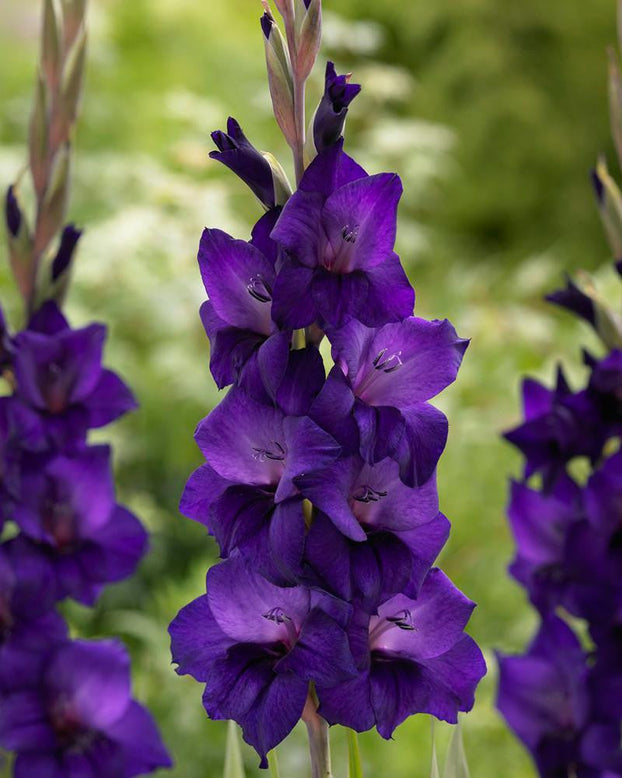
<box><xmin>61</xmin><ymin>0</ymin><xmax>87</xmax><ymax>50</ymax></box>
<box><xmin>29</xmin><ymin>70</ymin><xmax>49</xmax><ymax>196</ymax></box>
<box><xmin>47</xmin><ymin>223</ymin><xmax>82</xmax><ymax>305</ymax></box>
<box><xmin>592</xmin><ymin>158</ymin><xmax>622</xmax><ymax>260</ymax></box>
<box><xmin>59</xmin><ymin>26</ymin><xmax>87</xmax><ymax>135</ymax></box>
<box><xmin>261</xmin><ymin>151</ymin><xmax>293</xmax><ymax>206</ymax></box>
<box><xmin>608</xmin><ymin>49</ymin><xmax>622</xmax><ymax>172</ymax></box>
<box><xmin>5</xmin><ymin>186</ymin><xmax>35</xmax><ymax>301</ymax></box>
<box><xmin>261</xmin><ymin>12</ymin><xmax>296</xmax><ymax>148</ymax></box>
<box><xmin>41</xmin><ymin>0</ymin><xmax>63</xmax><ymax>91</ymax></box>
<box><xmin>294</xmin><ymin>0</ymin><xmax>321</xmax><ymax>80</ymax></box>
<box><xmin>308</xmin><ymin>61</ymin><xmax>361</xmax><ymax>158</ymax></box>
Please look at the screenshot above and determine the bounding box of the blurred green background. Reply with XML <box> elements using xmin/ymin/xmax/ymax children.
<box><xmin>1</xmin><ymin>0</ymin><xmax>621</xmax><ymax>775</ymax></box>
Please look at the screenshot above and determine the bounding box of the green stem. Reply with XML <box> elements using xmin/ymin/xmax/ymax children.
<box><xmin>302</xmin><ymin>693</ymin><xmax>332</xmax><ymax>778</ymax></box>
<box><xmin>281</xmin><ymin>3</ymin><xmax>306</xmax><ymax>185</ymax></box>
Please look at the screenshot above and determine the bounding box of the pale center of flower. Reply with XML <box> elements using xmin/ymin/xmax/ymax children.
<box><xmin>262</xmin><ymin>606</ymin><xmax>299</xmax><ymax>648</ymax></box>
<box><xmin>252</xmin><ymin>441</ymin><xmax>286</xmax><ymax>463</ymax></box>
<box><xmin>323</xmin><ymin>223</ymin><xmax>360</xmax><ymax>273</ymax></box>
<box><xmin>247</xmin><ymin>274</ymin><xmax>273</xmax><ymax>304</ymax></box>
<box><xmin>354</xmin><ymin>347</ymin><xmax>404</xmax><ymax>402</ymax></box>
<box><xmin>369</xmin><ymin>609</ymin><xmax>416</xmax><ymax>649</ymax></box>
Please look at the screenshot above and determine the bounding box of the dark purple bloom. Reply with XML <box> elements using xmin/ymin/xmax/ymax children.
<box><xmin>169</xmin><ymin>557</ymin><xmax>357</xmax><ymax>767</ymax></box>
<box><xmin>270</xmin><ymin>146</ymin><xmax>414</xmax><ymax>329</ymax></box>
<box><xmin>0</xmin><ymin>638</ymin><xmax>171</xmax><ymax>777</ymax></box>
<box><xmin>587</xmin><ymin>349</ymin><xmax>622</xmax><ymax>429</ymax></box>
<box><xmin>313</xmin><ymin>62</ymin><xmax>361</xmax><ymax>154</ymax></box>
<box><xmin>51</xmin><ymin>225</ymin><xmax>82</xmax><ymax>282</ymax></box>
<box><xmin>13</xmin><ymin>302</ymin><xmax>137</xmax><ymax>447</ymax></box>
<box><xmin>328</xmin><ymin>316</ymin><xmax>467</xmax><ymax>486</ymax></box>
<box><xmin>13</xmin><ymin>446</ymin><xmax>147</xmax><ymax>605</ymax></box>
<box><xmin>5</xmin><ymin>185</ymin><xmax>21</xmax><ymax>238</ymax></box>
<box><xmin>317</xmin><ymin>568</ymin><xmax>486</xmax><ymax>738</ymax></box>
<box><xmin>504</xmin><ymin>369</ymin><xmax>607</xmax><ymax>491</ymax></box>
<box><xmin>198</xmin><ymin>214</ymin><xmax>291</xmax><ymax>397</ymax></box>
<box><xmin>0</xmin><ymin>539</ymin><xmax>67</xmax><ymax>693</ymax></box>
<box><xmin>545</xmin><ymin>275</ymin><xmax>596</xmax><ymax>328</ymax></box>
<box><xmin>210</xmin><ymin>118</ymin><xmax>277</xmax><ymax>209</ymax></box>
<box><xmin>497</xmin><ymin>616</ymin><xmax>593</xmax><ymax>778</ymax></box>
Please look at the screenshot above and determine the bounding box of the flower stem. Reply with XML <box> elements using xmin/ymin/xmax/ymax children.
<box><xmin>302</xmin><ymin>692</ymin><xmax>332</xmax><ymax>778</ymax></box>
<box><xmin>281</xmin><ymin>5</ymin><xmax>306</xmax><ymax>185</ymax></box>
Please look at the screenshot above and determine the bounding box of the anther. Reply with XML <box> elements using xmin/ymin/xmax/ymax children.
<box><xmin>252</xmin><ymin>442</ymin><xmax>286</xmax><ymax>462</ymax></box>
<box><xmin>353</xmin><ymin>485</ymin><xmax>388</xmax><ymax>504</ymax></box>
<box><xmin>247</xmin><ymin>274</ymin><xmax>273</xmax><ymax>303</ymax></box>
<box><xmin>386</xmin><ymin>609</ymin><xmax>416</xmax><ymax>631</ymax></box>
<box><xmin>342</xmin><ymin>225</ymin><xmax>359</xmax><ymax>244</ymax></box>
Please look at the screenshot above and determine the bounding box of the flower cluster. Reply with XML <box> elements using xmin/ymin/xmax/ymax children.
<box><xmin>497</xmin><ymin>264</ymin><xmax>622</xmax><ymax>775</ymax></box>
<box><xmin>170</xmin><ymin>2</ymin><xmax>485</xmax><ymax>767</ymax></box>
<box><xmin>0</xmin><ymin>297</ymin><xmax>172</xmax><ymax>777</ymax></box>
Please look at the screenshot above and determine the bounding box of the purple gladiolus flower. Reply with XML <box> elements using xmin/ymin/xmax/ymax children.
<box><xmin>0</xmin><ymin>639</ymin><xmax>172</xmax><ymax>778</ymax></box>
<box><xmin>5</xmin><ymin>186</ymin><xmax>21</xmax><ymax>237</ymax></box>
<box><xmin>546</xmin><ymin>275</ymin><xmax>596</xmax><ymax>328</ymax></box>
<box><xmin>328</xmin><ymin>316</ymin><xmax>467</xmax><ymax>485</ymax></box>
<box><xmin>170</xmin><ymin>557</ymin><xmax>358</xmax><ymax>767</ymax></box>
<box><xmin>12</xmin><ymin>302</ymin><xmax>137</xmax><ymax>447</ymax></box>
<box><xmin>210</xmin><ymin>118</ymin><xmax>277</xmax><ymax>209</ymax></box>
<box><xmin>313</xmin><ymin>62</ymin><xmax>361</xmax><ymax>154</ymax></box>
<box><xmin>317</xmin><ymin>568</ymin><xmax>486</xmax><ymax>738</ymax></box>
<box><xmin>13</xmin><ymin>446</ymin><xmax>147</xmax><ymax>604</ymax></box>
<box><xmin>51</xmin><ymin>225</ymin><xmax>82</xmax><ymax>282</ymax></box>
<box><xmin>270</xmin><ymin>146</ymin><xmax>414</xmax><ymax>329</ymax></box>
<box><xmin>0</xmin><ymin>539</ymin><xmax>67</xmax><ymax>693</ymax></box>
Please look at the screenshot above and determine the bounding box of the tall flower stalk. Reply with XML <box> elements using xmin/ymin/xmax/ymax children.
<box><xmin>170</xmin><ymin>1</ymin><xmax>486</xmax><ymax>773</ymax></box>
<box><xmin>497</xmin><ymin>5</ymin><xmax>622</xmax><ymax>777</ymax></box>
<box><xmin>0</xmin><ymin>1</ymin><xmax>171</xmax><ymax>775</ymax></box>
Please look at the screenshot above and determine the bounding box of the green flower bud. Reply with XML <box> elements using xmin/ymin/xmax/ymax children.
<box><xmin>41</xmin><ymin>0</ymin><xmax>63</xmax><ymax>91</ymax></box>
<box><xmin>261</xmin><ymin>151</ymin><xmax>293</xmax><ymax>206</ymax></box>
<box><xmin>261</xmin><ymin>12</ymin><xmax>296</xmax><ymax>148</ymax></box>
<box><xmin>593</xmin><ymin>157</ymin><xmax>622</xmax><ymax>260</ymax></box>
<box><xmin>29</xmin><ymin>70</ymin><xmax>49</xmax><ymax>196</ymax></box>
<box><xmin>37</xmin><ymin>142</ymin><xmax>72</xmax><ymax>256</ymax></box>
<box><xmin>294</xmin><ymin>0</ymin><xmax>321</xmax><ymax>81</ymax></box>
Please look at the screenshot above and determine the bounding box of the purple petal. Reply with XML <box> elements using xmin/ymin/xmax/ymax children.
<box><xmin>179</xmin><ymin>463</ymin><xmax>231</xmax><ymax>528</ymax></box>
<box><xmin>271</xmin><ymin>191</ymin><xmax>326</xmax><ymax>269</ymax></box>
<box><xmin>86</xmin><ymin>369</ymin><xmax>137</xmax><ymax>427</ymax></box>
<box><xmin>299</xmin><ymin>140</ymin><xmax>367</xmax><ymax>198</ymax></box>
<box><xmin>311</xmin><ymin>269</ymin><xmax>369</xmax><ymax>327</ymax></box>
<box><xmin>0</xmin><ymin>691</ymin><xmax>55</xmax><ymax>750</ymax></box>
<box><xmin>358</xmin><ymin>253</ymin><xmax>415</xmax><ymax>326</ymax></box>
<box><xmin>271</xmin><ymin>263</ymin><xmax>317</xmax><ymax>328</ymax></box>
<box><xmin>80</xmin><ymin>505</ymin><xmax>148</xmax><ymax>583</ymax></box>
<box><xmin>169</xmin><ymin>594</ymin><xmax>232</xmax><ymax>681</ymax></box>
<box><xmin>277</xmin><ymin>416</ymin><xmax>341</xmax><ymax>502</ymax></box>
<box><xmin>394</xmin><ymin>403</ymin><xmax>448</xmax><ymax>487</ymax></box>
<box><xmin>317</xmin><ymin>673</ymin><xmax>374</xmax><ymax>732</ymax></box>
<box><xmin>106</xmin><ymin>701</ymin><xmax>172</xmax><ymax>773</ymax></box>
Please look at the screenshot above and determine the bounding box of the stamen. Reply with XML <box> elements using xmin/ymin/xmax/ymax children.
<box><xmin>263</xmin><ymin>607</ymin><xmax>289</xmax><ymax>624</ymax></box>
<box><xmin>247</xmin><ymin>274</ymin><xmax>273</xmax><ymax>303</ymax></box>
<box><xmin>353</xmin><ymin>485</ymin><xmax>388</xmax><ymax>504</ymax></box>
<box><xmin>252</xmin><ymin>441</ymin><xmax>286</xmax><ymax>462</ymax></box>
<box><xmin>373</xmin><ymin>349</ymin><xmax>403</xmax><ymax>374</ymax></box>
<box><xmin>342</xmin><ymin>224</ymin><xmax>359</xmax><ymax>244</ymax></box>
<box><xmin>386</xmin><ymin>609</ymin><xmax>416</xmax><ymax>631</ymax></box>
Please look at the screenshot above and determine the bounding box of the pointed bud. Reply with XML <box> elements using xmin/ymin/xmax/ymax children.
<box><xmin>5</xmin><ymin>186</ymin><xmax>35</xmax><ymax>301</ymax></box>
<box><xmin>59</xmin><ymin>26</ymin><xmax>87</xmax><ymax>134</ymax></box>
<box><xmin>592</xmin><ymin>158</ymin><xmax>622</xmax><ymax>260</ymax></box>
<box><xmin>37</xmin><ymin>142</ymin><xmax>72</xmax><ymax>255</ymax></box>
<box><xmin>210</xmin><ymin>117</ymin><xmax>277</xmax><ymax>209</ymax></box>
<box><xmin>261</xmin><ymin>151</ymin><xmax>293</xmax><ymax>206</ymax></box>
<box><xmin>260</xmin><ymin>12</ymin><xmax>296</xmax><ymax>148</ymax></box>
<box><xmin>47</xmin><ymin>223</ymin><xmax>82</xmax><ymax>305</ymax></box>
<box><xmin>608</xmin><ymin>49</ymin><xmax>622</xmax><ymax>172</ymax></box>
<box><xmin>308</xmin><ymin>62</ymin><xmax>361</xmax><ymax>157</ymax></box>
<box><xmin>272</xmin><ymin>0</ymin><xmax>294</xmax><ymax>18</ymax></box>
<box><xmin>61</xmin><ymin>0</ymin><xmax>87</xmax><ymax>50</ymax></box>
<box><xmin>41</xmin><ymin>0</ymin><xmax>63</xmax><ymax>91</ymax></box>
<box><xmin>29</xmin><ymin>70</ymin><xmax>49</xmax><ymax>196</ymax></box>
<box><xmin>294</xmin><ymin>0</ymin><xmax>321</xmax><ymax>81</ymax></box>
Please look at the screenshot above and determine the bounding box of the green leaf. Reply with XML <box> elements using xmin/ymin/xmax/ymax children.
<box><xmin>346</xmin><ymin>728</ymin><xmax>364</xmax><ymax>778</ymax></box>
<box><xmin>223</xmin><ymin>720</ymin><xmax>246</xmax><ymax>778</ymax></box>
<box><xmin>430</xmin><ymin>720</ymin><xmax>440</xmax><ymax>778</ymax></box>
<box><xmin>442</xmin><ymin>720</ymin><xmax>470</xmax><ymax>778</ymax></box>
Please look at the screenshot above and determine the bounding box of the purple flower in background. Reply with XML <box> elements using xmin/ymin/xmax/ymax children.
<box><xmin>5</xmin><ymin>186</ymin><xmax>22</xmax><ymax>238</ymax></box>
<box><xmin>317</xmin><ymin>568</ymin><xmax>486</xmax><ymax>738</ymax></box>
<box><xmin>0</xmin><ymin>639</ymin><xmax>172</xmax><ymax>778</ymax></box>
<box><xmin>0</xmin><ymin>539</ymin><xmax>67</xmax><ymax>693</ymax></box>
<box><xmin>270</xmin><ymin>147</ymin><xmax>414</xmax><ymax>329</ymax></box>
<box><xmin>329</xmin><ymin>316</ymin><xmax>467</xmax><ymax>485</ymax></box>
<box><xmin>210</xmin><ymin>117</ymin><xmax>277</xmax><ymax>208</ymax></box>
<box><xmin>312</xmin><ymin>62</ymin><xmax>361</xmax><ymax>154</ymax></box>
<box><xmin>587</xmin><ymin>348</ymin><xmax>622</xmax><ymax>430</ymax></box>
<box><xmin>51</xmin><ymin>225</ymin><xmax>82</xmax><ymax>282</ymax></box>
<box><xmin>13</xmin><ymin>446</ymin><xmax>147</xmax><ymax>604</ymax></box>
<box><xmin>546</xmin><ymin>275</ymin><xmax>596</xmax><ymax>329</ymax></box>
<box><xmin>170</xmin><ymin>557</ymin><xmax>357</xmax><ymax>767</ymax></box>
<box><xmin>504</xmin><ymin>369</ymin><xmax>606</xmax><ymax>491</ymax></box>
<box><xmin>497</xmin><ymin>616</ymin><xmax>594</xmax><ymax>778</ymax></box>
<box><xmin>12</xmin><ymin>302</ymin><xmax>136</xmax><ymax>447</ymax></box>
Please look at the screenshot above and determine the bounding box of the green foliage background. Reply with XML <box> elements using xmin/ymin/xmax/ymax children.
<box><xmin>0</xmin><ymin>0</ymin><xmax>620</xmax><ymax>775</ymax></box>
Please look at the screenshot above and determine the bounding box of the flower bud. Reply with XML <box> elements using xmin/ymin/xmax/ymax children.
<box><xmin>210</xmin><ymin>117</ymin><xmax>277</xmax><ymax>209</ymax></box>
<box><xmin>37</xmin><ymin>142</ymin><xmax>72</xmax><ymax>256</ymax></box>
<box><xmin>294</xmin><ymin>0</ymin><xmax>321</xmax><ymax>81</ymax></box>
<box><xmin>5</xmin><ymin>186</ymin><xmax>35</xmax><ymax>301</ymax></box>
<box><xmin>608</xmin><ymin>49</ymin><xmax>622</xmax><ymax>171</ymax></box>
<box><xmin>260</xmin><ymin>11</ymin><xmax>296</xmax><ymax>148</ymax></box>
<box><xmin>41</xmin><ymin>0</ymin><xmax>63</xmax><ymax>91</ymax></box>
<box><xmin>29</xmin><ymin>70</ymin><xmax>49</xmax><ymax>196</ymax></box>
<box><xmin>308</xmin><ymin>62</ymin><xmax>361</xmax><ymax>157</ymax></box>
<box><xmin>61</xmin><ymin>0</ymin><xmax>87</xmax><ymax>50</ymax></box>
<box><xmin>592</xmin><ymin>158</ymin><xmax>622</xmax><ymax>260</ymax></box>
<box><xmin>46</xmin><ymin>223</ymin><xmax>82</xmax><ymax>306</ymax></box>
<box><xmin>261</xmin><ymin>151</ymin><xmax>293</xmax><ymax>206</ymax></box>
<box><xmin>59</xmin><ymin>25</ymin><xmax>87</xmax><ymax>138</ymax></box>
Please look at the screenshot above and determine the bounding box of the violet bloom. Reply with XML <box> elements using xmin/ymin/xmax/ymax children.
<box><xmin>0</xmin><ymin>638</ymin><xmax>171</xmax><ymax>778</ymax></box>
<box><xmin>504</xmin><ymin>369</ymin><xmax>607</xmax><ymax>491</ymax></box>
<box><xmin>13</xmin><ymin>445</ymin><xmax>147</xmax><ymax>605</ymax></box>
<box><xmin>497</xmin><ymin>616</ymin><xmax>593</xmax><ymax>778</ymax></box>
<box><xmin>12</xmin><ymin>302</ymin><xmax>136</xmax><ymax>448</ymax></box>
<box><xmin>587</xmin><ymin>349</ymin><xmax>622</xmax><ymax>430</ymax></box>
<box><xmin>329</xmin><ymin>316</ymin><xmax>468</xmax><ymax>486</ymax></box>
<box><xmin>181</xmin><ymin>380</ymin><xmax>340</xmax><ymax>584</ymax></box>
<box><xmin>0</xmin><ymin>539</ymin><xmax>67</xmax><ymax>693</ymax></box>
<box><xmin>169</xmin><ymin>557</ymin><xmax>358</xmax><ymax>767</ymax></box>
<box><xmin>317</xmin><ymin>568</ymin><xmax>486</xmax><ymax>738</ymax></box>
<box><xmin>296</xmin><ymin>455</ymin><xmax>447</xmax><ymax>604</ymax></box>
<box><xmin>210</xmin><ymin>117</ymin><xmax>277</xmax><ymax>209</ymax></box>
<box><xmin>546</xmin><ymin>275</ymin><xmax>596</xmax><ymax>329</ymax></box>
<box><xmin>5</xmin><ymin>185</ymin><xmax>21</xmax><ymax>237</ymax></box>
<box><xmin>270</xmin><ymin>144</ymin><xmax>414</xmax><ymax>329</ymax></box>
<box><xmin>198</xmin><ymin>212</ymin><xmax>291</xmax><ymax>397</ymax></box>
<box><xmin>313</xmin><ymin>62</ymin><xmax>361</xmax><ymax>154</ymax></box>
